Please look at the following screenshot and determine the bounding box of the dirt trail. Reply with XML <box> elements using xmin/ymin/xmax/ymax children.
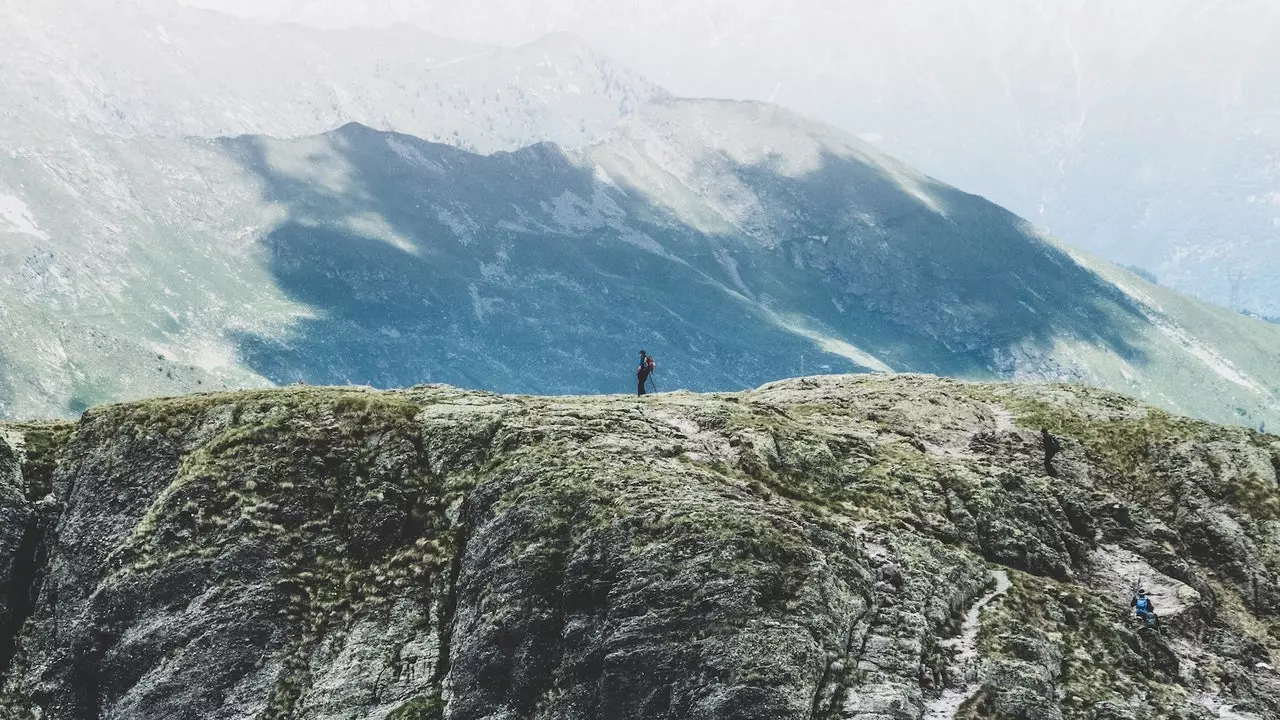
<box><xmin>923</xmin><ymin>569</ymin><xmax>1012</xmax><ymax>719</ymax></box>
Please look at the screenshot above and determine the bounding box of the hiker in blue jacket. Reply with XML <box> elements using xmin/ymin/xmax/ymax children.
<box><xmin>1132</xmin><ymin>589</ymin><xmax>1159</xmax><ymax>628</ymax></box>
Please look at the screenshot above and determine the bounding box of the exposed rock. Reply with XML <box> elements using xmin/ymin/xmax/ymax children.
<box><xmin>0</xmin><ymin>433</ymin><xmax>34</xmax><ymax>675</ymax></box>
<box><xmin>0</xmin><ymin>374</ymin><xmax>1276</xmax><ymax>719</ymax></box>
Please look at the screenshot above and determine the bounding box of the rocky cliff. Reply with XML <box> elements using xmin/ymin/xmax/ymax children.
<box><xmin>0</xmin><ymin>375</ymin><xmax>1277</xmax><ymax>719</ymax></box>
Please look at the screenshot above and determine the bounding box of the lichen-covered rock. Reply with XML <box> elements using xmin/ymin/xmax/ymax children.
<box><xmin>0</xmin><ymin>375</ymin><xmax>1276</xmax><ymax>719</ymax></box>
<box><xmin>0</xmin><ymin>433</ymin><xmax>34</xmax><ymax>676</ymax></box>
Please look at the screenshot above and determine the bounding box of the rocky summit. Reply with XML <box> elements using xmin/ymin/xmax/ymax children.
<box><xmin>0</xmin><ymin>374</ymin><xmax>1278</xmax><ymax>719</ymax></box>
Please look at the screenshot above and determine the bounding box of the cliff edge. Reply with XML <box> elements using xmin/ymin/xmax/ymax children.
<box><xmin>0</xmin><ymin>375</ymin><xmax>1277</xmax><ymax>719</ymax></box>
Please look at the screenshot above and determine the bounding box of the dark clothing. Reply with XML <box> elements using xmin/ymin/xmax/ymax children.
<box><xmin>1042</xmin><ymin>429</ymin><xmax>1062</xmax><ymax>460</ymax></box>
<box><xmin>1042</xmin><ymin>429</ymin><xmax>1062</xmax><ymax>476</ymax></box>
<box><xmin>637</xmin><ymin>355</ymin><xmax>654</xmax><ymax>396</ymax></box>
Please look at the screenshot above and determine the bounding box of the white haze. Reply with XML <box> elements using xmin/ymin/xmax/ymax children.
<box><xmin>36</xmin><ymin>0</ymin><xmax>1280</xmax><ymax>313</ymax></box>
<box><xmin>175</xmin><ymin>0</ymin><xmax>1280</xmax><ymax>315</ymax></box>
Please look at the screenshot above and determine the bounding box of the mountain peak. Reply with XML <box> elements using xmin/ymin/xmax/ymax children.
<box><xmin>1</xmin><ymin>3</ymin><xmax>663</xmax><ymax>150</ymax></box>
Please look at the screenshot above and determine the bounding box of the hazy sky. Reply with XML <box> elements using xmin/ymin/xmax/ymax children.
<box><xmin>168</xmin><ymin>0</ymin><xmax>1280</xmax><ymax>309</ymax></box>
<box><xmin>172</xmin><ymin>1</ymin><xmax>1278</xmax><ymax>203</ymax></box>
<box><xmin>172</xmin><ymin>1</ymin><xmax>1278</xmax><ymax>165</ymax></box>
<box><xmin>175</xmin><ymin>1</ymin><xmax>1272</xmax><ymax>104</ymax></box>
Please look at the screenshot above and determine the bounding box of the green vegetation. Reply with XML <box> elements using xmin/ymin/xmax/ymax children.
<box><xmin>977</xmin><ymin>383</ymin><xmax>1280</xmax><ymax>520</ymax></box>
<box><xmin>388</xmin><ymin>693</ymin><xmax>445</xmax><ymax>720</ymax></box>
<box><xmin>2</xmin><ymin>377</ymin><xmax>1278</xmax><ymax>717</ymax></box>
<box><xmin>976</xmin><ymin>572</ymin><xmax>1194</xmax><ymax>719</ymax></box>
<box><xmin>92</xmin><ymin>389</ymin><xmax>462</xmax><ymax>719</ymax></box>
<box><xmin>0</xmin><ymin>421</ymin><xmax>75</xmax><ymax>499</ymax></box>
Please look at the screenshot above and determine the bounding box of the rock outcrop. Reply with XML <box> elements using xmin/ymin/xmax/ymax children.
<box><xmin>0</xmin><ymin>375</ymin><xmax>1276</xmax><ymax>719</ymax></box>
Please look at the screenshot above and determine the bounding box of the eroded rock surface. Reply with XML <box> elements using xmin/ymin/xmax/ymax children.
<box><xmin>0</xmin><ymin>375</ymin><xmax>1277</xmax><ymax>719</ymax></box>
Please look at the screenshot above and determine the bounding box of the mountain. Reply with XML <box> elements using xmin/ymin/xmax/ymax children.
<box><xmin>176</xmin><ymin>0</ymin><xmax>1280</xmax><ymax>314</ymax></box>
<box><xmin>821</xmin><ymin>0</ymin><xmax>1280</xmax><ymax>319</ymax></box>
<box><xmin>682</xmin><ymin>0</ymin><xmax>1280</xmax><ymax>318</ymax></box>
<box><xmin>1</xmin><ymin>376</ymin><xmax>1278</xmax><ymax>718</ymax></box>
<box><xmin>0</xmin><ymin>0</ymin><xmax>662</xmax><ymax>152</ymax></box>
<box><xmin>3</xmin><ymin>97</ymin><xmax>1279</xmax><ymax>427</ymax></box>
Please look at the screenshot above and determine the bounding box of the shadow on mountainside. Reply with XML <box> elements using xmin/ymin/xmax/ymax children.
<box><xmin>222</xmin><ymin>123</ymin><xmax>1149</xmax><ymax>395</ymax></box>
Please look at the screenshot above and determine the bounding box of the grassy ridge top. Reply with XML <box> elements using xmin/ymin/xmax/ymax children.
<box><xmin>1</xmin><ymin>374</ymin><xmax>1278</xmax><ymax>718</ymax></box>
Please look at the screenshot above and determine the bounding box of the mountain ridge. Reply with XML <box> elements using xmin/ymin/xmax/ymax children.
<box><xmin>3</xmin><ymin>98</ymin><xmax>1280</xmax><ymax>427</ymax></box>
<box><xmin>0</xmin><ymin>374</ymin><xmax>1277</xmax><ymax>718</ymax></box>
<box><xmin>1</xmin><ymin>1</ymin><xmax>663</xmax><ymax>151</ymax></box>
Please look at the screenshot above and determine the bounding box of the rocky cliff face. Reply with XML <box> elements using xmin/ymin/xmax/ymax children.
<box><xmin>0</xmin><ymin>375</ymin><xmax>1277</xmax><ymax>719</ymax></box>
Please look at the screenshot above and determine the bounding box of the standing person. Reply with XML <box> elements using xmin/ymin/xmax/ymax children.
<box><xmin>637</xmin><ymin>350</ymin><xmax>655</xmax><ymax>396</ymax></box>
<box><xmin>1042</xmin><ymin>428</ymin><xmax>1062</xmax><ymax>477</ymax></box>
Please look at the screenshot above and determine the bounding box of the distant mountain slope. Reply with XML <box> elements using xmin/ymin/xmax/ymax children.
<box><xmin>2</xmin><ymin>98</ymin><xmax>1278</xmax><ymax>426</ymax></box>
<box><xmin>0</xmin><ymin>1</ymin><xmax>662</xmax><ymax>151</ymax></box>
<box><xmin>587</xmin><ymin>102</ymin><xmax>1280</xmax><ymax>425</ymax></box>
<box><xmin>173</xmin><ymin>0</ymin><xmax>1280</xmax><ymax>315</ymax></box>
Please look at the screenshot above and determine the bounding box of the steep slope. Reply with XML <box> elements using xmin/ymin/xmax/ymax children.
<box><xmin>6</xmin><ymin>98</ymin><xmax>1278</xmax><ymax>427</ymax></box>
<box><xmin>177</xmin><ymin>0</ymin><xmax>1280</xmax><ymax>315</ymax></box>
<box><xmin>0</xmin><ymin>375</ymin><xmax>1277</xmax><ymax>719</ymax></box>
<box><xmin>0</xmin><ymin>0</ymin><xmax>663</xmax><ymax>420</ymax></box>
<box><xmin>585</xmin><ymin>101</ymin><xmax>1280</xmax><ymax>427</ymax></box>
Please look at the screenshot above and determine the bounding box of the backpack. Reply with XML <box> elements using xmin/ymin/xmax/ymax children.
<box><xmin>1135</xmin><ymin>596</ymin><xmax>1150</xmax><ymax>613</ymax></box>
<box><xmin>643</xmin><ymin>356</ymin><xmax>655</xmax><ymax>373</ymax></box>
